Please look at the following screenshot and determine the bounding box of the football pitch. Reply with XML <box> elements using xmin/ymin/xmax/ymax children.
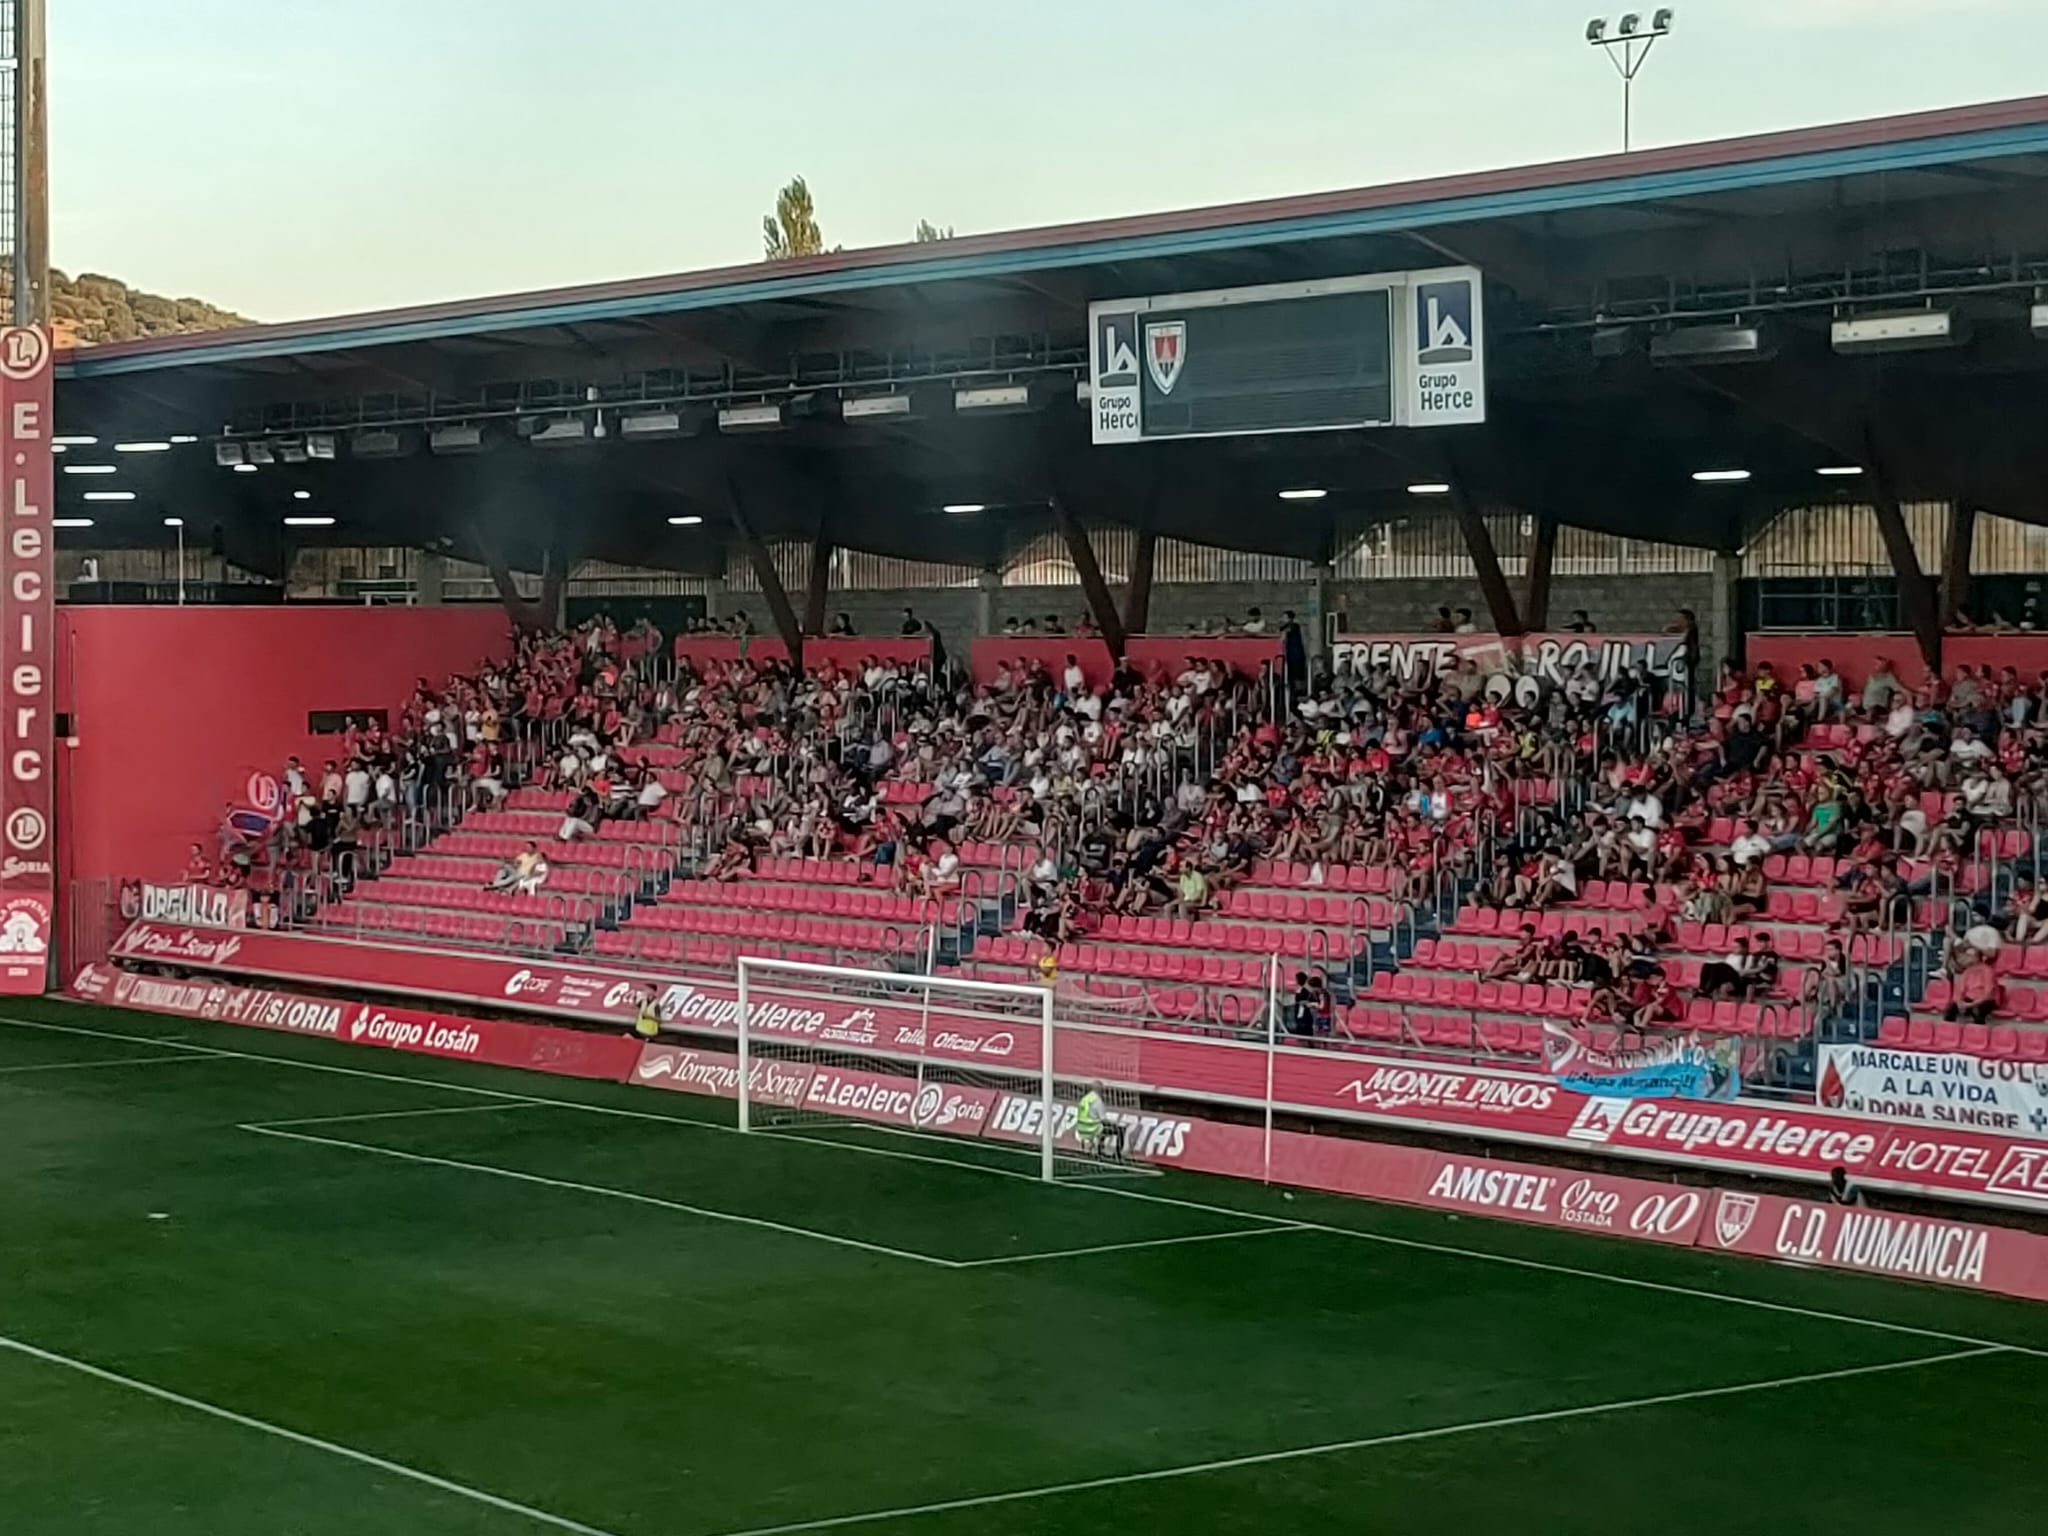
<box><xmin>0</xmin><ymin>999</ymin><xmax>2042</xmax><ymax>1536</ymax></box>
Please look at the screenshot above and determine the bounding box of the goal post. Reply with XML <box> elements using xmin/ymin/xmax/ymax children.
<box><xmin>733</xmin><ymin>956</ymin><xmax>1146</xmax><ymax>1182</ymax></box>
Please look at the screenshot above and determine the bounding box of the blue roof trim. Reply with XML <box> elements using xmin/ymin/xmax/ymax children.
<box><xmin>61</xmin><ymin>120</ymin><xmax>2048</xmax><ymax>381</ymax></box>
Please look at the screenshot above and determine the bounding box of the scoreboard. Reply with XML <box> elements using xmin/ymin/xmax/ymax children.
<box><xmin>1087</xmin><ymin>266</ymin><xmax>1484</xmax><ymax>446</ymax></box>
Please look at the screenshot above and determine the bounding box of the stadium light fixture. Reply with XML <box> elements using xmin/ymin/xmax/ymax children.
<box><xmin>1830</xmin><ymin>310</ymin><xmax>1964</xmax><ymax>355</ymax></box>
<box><xmin>63</xmin><ymin>463</ymin><xmax>117</xmax><ymax>475</ymax></box>
<box><xmin>953</xmin><ymin>383</ymin><xmax>1033</xmax><ymax>414</ymax></box>
<box><xmin>214</xmin><ymin>442</ymin><xmax>246</xmax><ymax>468</ymax></box>
<box><xmin>1585</xmin><ymin>9</ymin><xmax>1674</xmax><ymax>151</ymax></box>
<box><xmin>292</xmin><ymin>489</ymin><xmax>312</xmax><ymax>500</ymax></box>
<box><xmin>840</xmin><ymin>392</ymin><xmax>915</xmax><ymax>422</ymax></box>
<box><xmin>53</xmin><ymin>518</ymin><xmax>93</xmax><ymax>529</ymax></box>
<box><xmin>429</xmin><ymin>423</ymin><xmax>486</xmax><ymax>456</ymax></box>
<box><xmin>162</xmin><ymin>517</ymin><xmax>184</xmax><ymax>527</ymax></box>
<box><xmin>351</xmin><ymin>429</ymin><xmax>407</xmax><ymax>459</ymax></box>
<box><xmin>667</xmin><ymin>515</ymin><xmax>705</xmax><ymax>527</ymax></box>
<box><xmin>717</xmin><ymin>403</ymin><xmax>783</xmax><ymax>434</ymax></box>
<box><xmin>244</xmin><ymin>442</ymin><xmax>277</xmax><ymax>466</ymax></box>
<box><xmin>618</xmin><ymin>409</ymin><xmax>687</xmax><ymax>441</ymax></box>
<box><xmin>232</xmin><ymin>463</ymin><xmax>258</xmax><ymax>474</ymax></box>
<box><xmin>113</xmin><ymin>440</ymin><xmax>171</xmax><ymax>453</ymax></box>
<box><xmin>306</xmin><ymin>433</ymin><xmax>338</xmax><ymax>460</ymax></box>
<box><xmin>82</xmin><ymin>491</ymin><xmax>136</xmax><ymax>502</ymax></box>
<box><xmin>1406</xmin><ymin>482</ymin><xmax>1452</xmax><ymax>495</ymax></box>
<box><xmin>1816</xmin><ymin>465</ymin><xmax>1864</xmax><ymax>478</ymax></box>
<box><xmin>1278</xmin><ymin>488</ymin><xmax>1327</xmax><ymax>501</ymax></box>
<box><xmin>283</xmin><ymin>515</ymin><xmax>336</xmax><ymax>527</ymax></box>
<box><xmin>942</xmin><ymin>503</ymin><xmax>987</xmax><ymax>515</ymax></box>
<box><xmin>168</xmin><ymin>434</ymin><xmax>199</xmax><ymax>445</ymax></box>
<box><xmin>53</xmin><ymin>434</ymin><xmax>98</xmax><ymax>447</ymax></box>
<box><xmin>1691</xmin><ymin>469</ymin><xmax>1751</xmax><ymax>483</ymax></box>
<box><xmin>521</xmin><ymin>416</ymin><xmax>590</xmax><ymax>447</ymax></box>
<box><xmin>1648</xmin><ymin>323</ymin><xmax>1769</xmax><ymax>365</ymax></box>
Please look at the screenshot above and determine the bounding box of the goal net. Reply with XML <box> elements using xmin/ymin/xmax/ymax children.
<box><xmin>734</xmin><ymin>956</ymin><xmax>1149</xmax><ymax>1182</ymax></box>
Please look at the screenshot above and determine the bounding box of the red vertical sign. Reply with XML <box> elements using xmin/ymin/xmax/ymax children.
<box><xmin>0</xmin><ymin>325</ymin><xmax>53</xmax><ymax>990</ymax></box>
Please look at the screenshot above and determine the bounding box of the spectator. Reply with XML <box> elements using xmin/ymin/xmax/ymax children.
<box><xmin>1944</xmin><ymin>947</ymin><xmax>2001</xmax><ymax>1025</ymax></box>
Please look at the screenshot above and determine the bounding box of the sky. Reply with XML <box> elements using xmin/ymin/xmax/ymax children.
<box><xmin>47</xmin><ymin>0</ymin><xmax>2048</xmax><ymax>322</ymax></box>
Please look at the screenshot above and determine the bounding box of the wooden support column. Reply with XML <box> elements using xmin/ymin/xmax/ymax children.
<box><xmin>803</xmin><ymin>521</ymin><xmax>833</xmax><ymax>637</ymax></box>
<box><xmin>1522</xmin><ymin>515</ymin><xmax>1557</xmax><ymax>633</ymax></box>
<box><xmin>1867</xmin><ymin>450</ymin><xmax>1941</xmax><ymax>672</ymax></box>
<box><xmin>1052</xmin><ymin>499</ymin><xmax>1126</xmax><ymax>656</ymax></box>
<box><xmin>1448</xmin><ymin>479</ymin><xmax>1521</xmax><ymax>635</ymax></box>
<box><xmin>1121</xmin><ymin>520</ymin><xmax>1157</xmax><ymax>639</ymax></box>
<box><xmin>725</xmin><ymin>480</ymin><xmax>804</xmax><ymax>666</ymax></box>
<box><xmin>1939</xmin><ymin>502</ymin><xmax>1976</xmax><ymax>631</ymax></box>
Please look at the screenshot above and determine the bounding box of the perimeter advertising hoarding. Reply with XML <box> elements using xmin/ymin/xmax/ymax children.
<box><xmin>95</xmin><ymin>925</ymin><xmax>2048</xmax><ymax>1213</ymax></box>
<box><xmin>75</xmin><ymin>965</ymin><xmax>2048</xmax><ymax>1303</ymax></box>
<box><xmin>0</xmin><ymin>325</ymin><xmax>53</xmax><ymax>990</ymax></box>
<box><xmin>1087</xmin><ymin>266</ymin><xmax>1483</xmax><ymax>445</ymax></box>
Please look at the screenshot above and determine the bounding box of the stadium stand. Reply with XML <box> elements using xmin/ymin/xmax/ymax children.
<box><xmin>179</xmin><ymin>616</ymin><xmax>2045</xmax><ymax>1097</ymax></box>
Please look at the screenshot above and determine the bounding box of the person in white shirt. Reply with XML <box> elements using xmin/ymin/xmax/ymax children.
<box><xmin>343</xmin><ymin>761</ymin><xmax>372</xmax><ymax>810</ymax></box>
<box><xmin>1062</xmin><ymin>658</ymin><xmax>1085</xmax><ymax>697</ymax></box>
<box><xmin>1621</xmin><ymin>789</ymin><xmax>1664</xmax><ymax>830</ymax></box>
<box><xmin>370</xmin><ymin>767</ymin><xmax>397</xmax><ymax>821</ymax></box>
<box><xmin>1811</xmin><ymin>663</ymin><xmax>1844</xmax><ymax>718</ymax></box>
<box><xmin>1730</xmin><ymin>820</ymin><xmax>1773</xmax><ymax>867</ymax></box>
<box><xmin>1950</xmin><ymin>727</ymin><xmax>1992</xmax><ymax>767</ymax></box>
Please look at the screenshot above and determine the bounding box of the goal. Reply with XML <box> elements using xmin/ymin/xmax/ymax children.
<box><xmin>733</xmin><ymin>956</ymin><xmax>1147</xmax><ymax>1182</ymax></box>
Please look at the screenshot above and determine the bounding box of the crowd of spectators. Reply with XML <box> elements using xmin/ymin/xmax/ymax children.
<box><xmin>170</xmin><ymin>599</ymin><xmax>2048</xmax><ymax>1054</ymax></box>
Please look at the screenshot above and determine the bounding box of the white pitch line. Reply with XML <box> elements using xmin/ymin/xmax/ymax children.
<box><xmin>0</xmin><ymin>1332</ymin><xmax>625</xmax><ymax>1536</ymax></box>
<box><xmin>241</xmin><ymin>1122</ymin><xmax>963</xmax><ymax>1269</ymax></box>
<box><xmin>955</xmin><ymin>1224</ymin><xmax>1308</xmax><ymax>1268</ymax></box>
<box><xmin>1074</xmin><ymin>1178</ymin><xmax>2048</xmax><ymax>1361</ymax></box>
<box><xmin>248</xmin><ymin>1102</ymin><xmax>561</xmax><ymax>1131</ymax></box>
<box><xmin>9</xmin><ymin>1011</ymin><xmax>2048</xmax><ymax>1359</ymax></box>
<box><xmin>0</xmin><ymin>1051</ymin><xmax>228</xmax><ymax>1075</ymax></box>
<box><xmin>705</xmin><ymin>1346</ymin><xmax>2011</xmax><ymax>1536</ymax></box>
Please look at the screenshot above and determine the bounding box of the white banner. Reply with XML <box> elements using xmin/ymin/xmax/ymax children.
<box><xmin>1819</xmin><ymin>1043</ymin><xmax>2048</xmax><ymax>1140</ymax></box>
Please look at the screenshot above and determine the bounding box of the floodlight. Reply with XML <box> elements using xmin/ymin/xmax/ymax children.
<box><xmin>429</xmin><ymin>423</ymin><xmax>485</xmax><ymax>455</ymax></box>
<box><xmin>1585</xmin><ymin>17</ymin><xmax>1605</xmax><ymax>40</ymax></box>
<box><xmin>1618</xmin><ymin>12</ymin><xmax>1640</xmax><ymax>34</ymax></box>
<box><xmin>718</xmin><ymin>404</ymin><xmax>783</xmax><ymax>433</ymax></box>
<box><xmin>1830</xmin><ymin>310</ymin><xmax>1962</xmax><ymax>355</ymax></box>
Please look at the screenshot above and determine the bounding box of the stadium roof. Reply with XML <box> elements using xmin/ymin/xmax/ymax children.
<box><xmin>51</xmin><ymin>93</ymin><xmax>2048</xmax><ymax>595</ymax></box>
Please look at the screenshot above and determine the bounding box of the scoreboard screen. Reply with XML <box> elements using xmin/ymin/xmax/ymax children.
<box><xmin>1088</xmin><ymin>266</ymin><xmax>1484</xmax><ymax>446</ymax></box>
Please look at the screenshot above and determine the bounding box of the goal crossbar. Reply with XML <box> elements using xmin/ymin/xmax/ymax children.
<box><xmin>737</xmin><ymin>958</ymin><xmax>1163</xmax><ymax>1187</ymax></box>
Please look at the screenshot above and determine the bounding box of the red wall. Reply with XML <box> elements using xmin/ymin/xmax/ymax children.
<box><xmin>1946</xmin><ymin>633</ymin><xmax>2048</xmax><ymax>681</ymax></box>
<box><xmin>1126</xmin><ymin>636</ymin><xmax>1284</xmax><ymax>678</ymax></box>
<box><xmin>1743</xmin><ymin>633</ymin><xmax>1931</xmax><ymax>693</ymax></box>
<box><xmin>671</xmin><ymin>636</ymin><xmax>931</xmax><ymax>670</ymax></box>
<box><xmin>57</xmin><ymin>607</ymin><xmax>513</xmax><ymax>891</ymax></box>
<box><xmin>968</xmin><ymin>638</ymin><xmax>1116</xmax><ymax>690</ymax></box>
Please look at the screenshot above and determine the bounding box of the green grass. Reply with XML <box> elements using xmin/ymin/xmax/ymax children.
<box><xmin>0</xmin><ymin>997</ymin><xmax>2042</xmax><ymax>1536</ymax></box>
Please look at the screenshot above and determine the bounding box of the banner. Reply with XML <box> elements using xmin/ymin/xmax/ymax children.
<box><xmin>1698</xmin><ymin>1190</ymin><xmax>2048</xmax><ymax>1298</ymax></box>
<box><xmin>91</xmin><ymin>925</ymin><xmax>2048</xmax><ymax>1211</ymax></box>
<box><xmin>0</xmin><ymin>325</ymin><xmax>53</xmax><ymax>992</ymax></box>
<box><xmin>1819</xmin><ymin>1043</ymin><xmax>2048</xmax><ymax>1140</ymax></box>
<box><xmin>76</xmin><ymin>963</ymin><xmax>2048</xmax><ymax>1303</ymax></box>
<box><xmin>1544</xmin><ymin>1022</ymin><xmax>1741</xmax><ymax>1103</ymax></box>
<box><xmin>1331</xmin><ymin>631</ymin><xmax>1687</xmax><ymax>691</ymax></box>
<box><xmin>122</xmin><ymin>882</ymin><xmax>250</xmax><ymax>930</ymax></box>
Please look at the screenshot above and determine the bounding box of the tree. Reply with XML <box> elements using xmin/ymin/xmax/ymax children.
<box><xmin>913</xmin><ymin>219</ymin><xmax>954</xmax><ymax>243</ymax></box>
<box><xmin>762</xmin><ymin>177</ymin><xmax>826</xmax><ymax>260</ymax></box>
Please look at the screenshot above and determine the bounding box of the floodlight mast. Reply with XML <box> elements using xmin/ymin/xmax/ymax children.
<box><xmin>1585</xmin><ymin>10</ymin><xmax>1675</xmax><ymax>153</ymax></box>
